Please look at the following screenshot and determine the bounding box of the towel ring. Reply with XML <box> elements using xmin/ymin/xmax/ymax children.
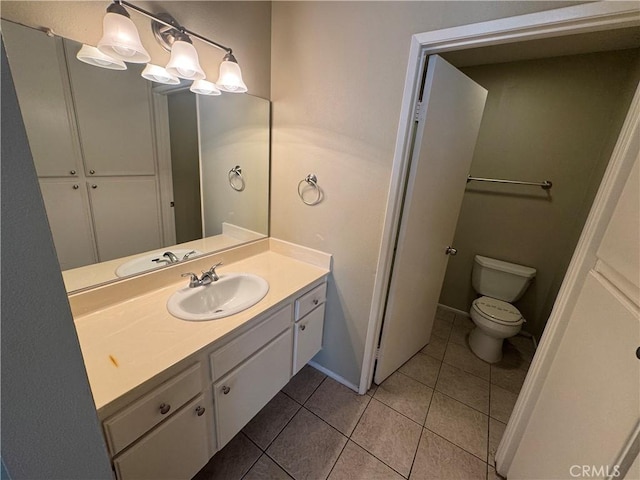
<box><xmin>298</xmin><ymin>174</ymin><xmax>323</xmax><ymax>206</ymax></box>
<box><xmin>228</xmin><ymin>165</ymin><xmax>245</xmax><ymax>192</ymax></box>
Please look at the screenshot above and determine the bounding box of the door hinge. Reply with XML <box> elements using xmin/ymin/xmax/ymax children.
<box><xmin>375</xmin><ymin>347</ymin><xmax>380</xmax><ymax>359</ymax></box>
<box><xmin>414</xmin><ymin>101</ymin><xmax>423</xmax><ymax>122</ymax></box>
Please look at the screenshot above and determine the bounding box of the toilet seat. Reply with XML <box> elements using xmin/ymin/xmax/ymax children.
<box><xmin>472</xmin><ymin>296</ymin><xmax>523</xmax><ymax>325</ymax></box>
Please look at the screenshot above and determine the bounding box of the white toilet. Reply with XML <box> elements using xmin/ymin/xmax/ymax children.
<box><xmin>468</xmin><ymin>255</ymin><xmax>536</xmax><ymax>363</ymax></box>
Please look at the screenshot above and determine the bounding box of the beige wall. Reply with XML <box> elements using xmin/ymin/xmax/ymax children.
<box><xmin>438</xmin><ymin>49</ymin><xmax>640</xmax><ymax>339</ymax></box>
<box><xmin>270</xmin><ymin>1</ymin><xmax>585</xmax><ymax>386</ymax></box>
<box><xmin>0</xmin><ymin>1</ymin><xmax>271</xmax><ymax>99</ymax></box>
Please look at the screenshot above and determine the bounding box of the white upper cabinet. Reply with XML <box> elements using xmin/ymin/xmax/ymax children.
<box><xmin>64</xmin><ymin>40</ymin><xmax>156</xmax><ymax>177</ymax></box>
<box><xmin>596</xmin><ymin>155</ymin><xmax>640</xmax><ymax>306</ymax></box>
<box><xmin>2</xmin><ymin>21</ymin><xmax>82</xmax><ymax>178</ymax></box>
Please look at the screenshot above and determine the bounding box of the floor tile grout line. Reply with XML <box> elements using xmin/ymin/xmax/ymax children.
<box><xmin>247</xmin><ymin>400</ymin><xmax>303</xmax><ymax>454</ymax></box>
<box><xmin>407</xmin><ymin>420</ymin><xmax>428</xmax><ymax>479</ymax></box>
<box><xmin>423</xmin><ymin>424</ymin><xmax>491</xmax><ymax>466</ymax></box>
<box><xmin>237</xmin><ymin>433</ymin><xmax>271</xmax><ymax>480</ymax></box>
<box><xmin>348</xmin><ymin>434</ymin><xmax>413</xmax><ymax>480</ymax></box>
<box><xmin>365</xmin><ymin>394</ymin><xmax>427</xmax><ymax>431</ymax></box>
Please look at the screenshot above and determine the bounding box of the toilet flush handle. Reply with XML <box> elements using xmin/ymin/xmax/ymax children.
<box><xmin>445</xmin><ymin>246</ymin><xmax>458</xmax><ymax>256</ymax></box>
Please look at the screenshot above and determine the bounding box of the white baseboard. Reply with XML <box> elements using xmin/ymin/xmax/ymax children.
<box><xmin>437</xmin><ymin>303</ymin><xmax>470</xmax><ymax>318</ymax></box>
<box><xmin>308</xmin><ymin>361</ymin><xmax>360</xmax><ymax>393</ymax></box>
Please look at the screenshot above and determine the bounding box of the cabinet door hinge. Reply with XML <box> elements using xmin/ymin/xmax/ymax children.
<box><xmin>414</xmin><ymin>101</ymin><xmax>423</xmax><ymax>122</ymax></box>
<box><xmin>375</xmin><ymin>347</ymin><xmax>380</xmax><ymax>360</ymax></box>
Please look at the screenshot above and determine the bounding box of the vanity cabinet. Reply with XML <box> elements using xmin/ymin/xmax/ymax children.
<box><xmin>293</xmin><ymin>283</ymin><xmax>327</xmax><ymax>374</ymax></box>
<box><xmin>100</xmin><ymin>279</ymin><xmax>328</xmax><ymax>480</ymax></box>
<box><xmin>214</xmin><ymin>328</ymin><xmax>293</xmax><ymax>447</ymax></box>
<box><xmin>113</xmin><ymin>395</ymin><xmax>213</xmax><ymax>480</ymax></box>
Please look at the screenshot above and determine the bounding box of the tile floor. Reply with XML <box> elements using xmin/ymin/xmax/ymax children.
<box><xmin>193</xmin><ymin>307</ymin><xmax>535</xmax><ymax>480</ymax></box>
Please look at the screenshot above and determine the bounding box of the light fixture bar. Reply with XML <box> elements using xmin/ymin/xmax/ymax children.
<box><xmin>115</xmin><ymin>0</ymin><xmax>232</xmax><ymax>54</ymax></box>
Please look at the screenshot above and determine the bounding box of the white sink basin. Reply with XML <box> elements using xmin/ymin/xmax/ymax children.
<box><xmin>167</xmin><ymin>273</ymin><xmax>269</xmax><ymax>321</ymax></box>
<box><xmin>115</xmin><ymin>249</ymin><xmax>203</xmax><ymax>277</ymax></box>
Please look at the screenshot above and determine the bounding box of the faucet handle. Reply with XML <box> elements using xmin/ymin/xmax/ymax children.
<box><xmin>182</xmin><ymin>250</ymin><xmax>197</xmax><ymax>261</ymax></box>
<box><xmin>203</xmin><ymin>262</ymin><xmax>223</xmax><ymax>281</ymax></box>
<box><xmin>181</xmin><ymin>272</ymin><xmax>200</xmax><ymax>288</ymax></box>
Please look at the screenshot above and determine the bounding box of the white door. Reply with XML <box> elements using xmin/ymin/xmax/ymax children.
<box><xmin>374</xmin><ymin>55</ymin><xmax>487</xmax><ymax>384</ymax></box>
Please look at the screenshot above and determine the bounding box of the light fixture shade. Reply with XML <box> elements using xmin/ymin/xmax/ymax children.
<box><xmin>97</xmin><ymin>11</ymin><xmax>150</xmax><ymax>63</ymax></box>
<box><xmin>141</xmin><ymin>64</ymin><xmax>180</xmax><ymax>85</ymax></box>
<box><xmin>165</xmin><ymin>40</ymin><xmax>205</xmax><ymax>80</ymax></box>
<box><xmin>76</xmin><ymin>44</ymin><xmax>126</xmax><ymax>70</ymax></box>
<box><xmin>216</xmin><ymin>53</ymin><xmax>247</xmax><ymax>93</ymax></box>
<box><xmin>190</xmin><ymin>79</ymin><xmax>221</xmax><ymax>96</ymax></box>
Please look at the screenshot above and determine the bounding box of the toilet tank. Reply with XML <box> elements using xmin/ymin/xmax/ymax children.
<box><xmin>471</xmin><ymin>255</ymin><xmax>536</xmax><ymax>302</ymax></box>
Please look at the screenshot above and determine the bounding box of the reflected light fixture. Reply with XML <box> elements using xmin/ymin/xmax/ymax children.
<box><xmin>77</xmin><ymin>44</ymin><xmax>127</xmax><ymax>70</ymax></box>
<box><xmin>141</xmin><ymin>64</ymin><xmax>180</xmax><ymax>84</ymax></box>
<box><xmin>190</xmin><ymin>79</ymin><xmax>221</xmax><ymax>96</ymax></box>
<box><xmin>97</xmin><ymin>2</ymin><xmax>150</xmax><ymax>63</ymax></box>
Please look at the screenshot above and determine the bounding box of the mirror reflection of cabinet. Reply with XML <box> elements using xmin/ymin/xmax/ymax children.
<box><xmin>4</xmin><ymin>21</ymin><xmax>165</xmax><ymax>269</ymax></box>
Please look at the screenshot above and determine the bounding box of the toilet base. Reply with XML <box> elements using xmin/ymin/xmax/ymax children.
<box><xmin>469</xmin><ymin>327</ymin><xmax>504</xmax><ymax>363</ymax></box>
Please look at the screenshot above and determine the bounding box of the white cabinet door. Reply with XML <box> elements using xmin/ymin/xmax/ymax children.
<box><xmin>214</xmin><ymin>329</ymin><xmax>293</xmax><ymax>448</ymax></box>
<box><xmin>64</xmin><ymin>40</ymin><xmax>156</xmax><ymax>177</ymax></box>
<box><xmin>113</xmin><ymin>395</ymin><xmax>212</xmax><ymax>480</ymax></box>
<box><xmin>293</xmin><ymin>305</ymin><xmax>325</xmax><ymax>375</ymax></box>
<box><xmin>39</xmin><ymin>179</ymin><xmax>97</xmax><ymax>270</ymax></box>
<box><xmin>2</xmin><ymin>21</ymin><xmax>82</xmax><ymax>178</ymax></box>
<box><xmin>88</xmin><ymin>178</ymin><xmax>163</xmax><ymax>262</ymax></box>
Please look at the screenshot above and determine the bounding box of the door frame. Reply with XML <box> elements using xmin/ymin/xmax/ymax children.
<box><xmin>360</xmin><ymin>0</ymin><xmax>640</xmax><ymax>473</ymax></box>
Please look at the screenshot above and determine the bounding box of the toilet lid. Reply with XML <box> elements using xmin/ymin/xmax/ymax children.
<box><xmin>473</xmin><ymin>297</ymin><xmax>522</xmax><ymax>324</ymax></box>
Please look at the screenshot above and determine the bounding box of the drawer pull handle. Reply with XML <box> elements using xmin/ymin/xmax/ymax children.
<box><xmin>222</xmin><ymin>386</ymin><xmax>231</xmax><ymax>395</ymax></box>
<box><xmin>313</xmin><ymin>299</ymin><xmax>319</xmax><ymax>305</ymax></box>
<box><xmin>195</xmin><ymin>406</ymin><xmax>206</xmax><ymax>416</ymax></box>
<box><xmin>159</xmin><ymin>403</ymin><xmax>171</xmax><ymax>415</ymax></box>
<box><xmin>300</xmin><ymin>324</ymin><xmax>306</xmax><ymax>331</ymax></box>
<box><xmin>70</xmin><ymin>170</ymin><xmax>76</xmax><ymax>175</ymax></box>
<box><xmin>89</xmin><ymin>169</ymin><xmax>96</xmax><ymax>175</ymax></box>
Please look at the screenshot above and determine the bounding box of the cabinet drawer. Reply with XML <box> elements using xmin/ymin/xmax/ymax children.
<box><xmin>104</xmin><ymin>363</ymin><xmax>202</xmax><ymax>455</ymax></box>
<box><xmin>293</xmin><ymin>304</ymin><xmax>325</xmax><ymax>374</ymax></box>
<box><xmin>214</xmin><ymin>329</ymin><xmax>293</xmax><ymax>448</ymax></box>
<box><xmin>295</xmin><ymin>282</ymin><xmax>327</xmax><ymax>320</ymax></box>
<box><xmin>113</xmin><ymin>395</ymin><xmax>212</xmax><ymax>480</ymax></box>
<box><xmin>210</xmin><ymin>304</ymin><xmax>292</xmax><ymax>380</ymax></box>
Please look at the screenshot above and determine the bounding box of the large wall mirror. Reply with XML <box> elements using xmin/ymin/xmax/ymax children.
<box><xmin>2</xmin><ymin>19</ymin><xmax>270</xmax><ymax>293</ymax></box>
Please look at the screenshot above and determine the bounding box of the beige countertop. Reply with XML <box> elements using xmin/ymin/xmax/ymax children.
<box><xmin>73</xmin><ymin>246</ymin><xmax>330</xmax><ymax>412</ymax></box>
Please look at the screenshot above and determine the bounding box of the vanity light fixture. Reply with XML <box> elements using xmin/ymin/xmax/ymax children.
<box><xmin>97</xmin><ymin>2</ymin><xmax>150</xmax><ymax>63</ymax></box>
<box><xmin>190</xmin><ymin>79</ymin><xmax>221</xmax><ymax>96</ymax></box>
<box><xmin>165</xmin><ymin>36</ymin><xmax>205</xmax><ymax>80</ymax></box>
<box><xmin>141</xmin><ymin>64</ymin><xmax>180</xmax><ymax>85</ymax></box>
<box><xmin>216</xmin><ymin>53</ymin><xmax>248</xmax><ymax>93</ymax></box>
<box><xmin>76</xmin><ymin>44</ymin><xmax>127</xmax><ymax>70</ymax></box>
<box><xmin>88</xmin><ymin>0</ymin><xmax>248</xmax><ymax>94</ymax></box>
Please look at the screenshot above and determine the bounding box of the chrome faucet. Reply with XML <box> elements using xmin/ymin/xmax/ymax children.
<box><xmin>181</xmin><ymin>262</ymin><xmax>223</xmax><ymax>288</ymax></box>
<box><xmin>182</xmin><ymin>250</ymin><xmax>197</xmax><ymax>261</ymax></box>
<box><xmin>163</xmin><ymin>251</ymin><xmax>179</xmax><ymax>263</ymax></box>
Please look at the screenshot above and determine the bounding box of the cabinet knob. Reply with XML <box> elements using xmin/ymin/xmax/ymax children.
<box><xmin>300</xmin><ymin>324</ymin><xmax>306</xmax><ymax>331</ymax></box>
<box><xmin>222</xmin><ymin>385</ymin><xmax>231</xmax><ymax>395</ymax></box>
<box><xmin>91</xmin><ymin>184</ymin><xmax>98</xmax><ymax>189</ymax></box>
<box><xmin>313</xmin><ymin>299</ymin><xmax>319</xmax><ymax>306</ymax></box>
<box><xmin>636</xmin><ymin>347</ymin><xmax>640</xmax><ymax>360</ymax></box>
<box><xmin>89</xmin><ymin>169</ymin><xmax>96</xmax><ymax>175</ymax></box>
<box><xmin>70</xmin><ymin>170</ymin><xmax>76</xmax><ymax>175</ymax></box>
<box><xmin>195</xmin><ymin>406</ymin><xmax>206</xmax><ymax>416</ymax></box>
<box><xmin>72</xmin><ymin>184</ymin><xmax>79</xmax><ymax>190</ymax></box>
<box><xmin>159</xmin><ymin>403</ymin><xmax>171</xmax><ymax>415</ymax></box>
